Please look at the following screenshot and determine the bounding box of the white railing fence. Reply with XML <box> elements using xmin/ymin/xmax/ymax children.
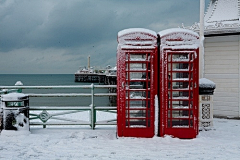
<box><xmin>0</xmin><ymin>84</ymin><xmax>117</xmax><ymax>129</ymax></box>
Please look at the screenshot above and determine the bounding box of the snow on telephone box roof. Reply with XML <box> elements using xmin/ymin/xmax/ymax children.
<box><xmin>117</xmin><ymin>28</ymin><xmax>157</xmax><ymax>50</ymax></box>
<box><xmin>158</xmin><ymin>28</ymin><xmax>199</xmax><ymax>50</ymax></box>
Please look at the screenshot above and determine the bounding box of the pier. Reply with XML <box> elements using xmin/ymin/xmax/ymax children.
<box><xmin>74</xmin><ymin>55</ymin><xmax>117</xmax><ymax>84</ymax></box>
<box><xmin>75</xmin><ymin>73</ymin><xmax>117</xmax><ymax>85</ymax></box>
<box><xmin>74</xmin><ymin>73</ymin><xmax>106</xmax><ymax>83</ymax></box>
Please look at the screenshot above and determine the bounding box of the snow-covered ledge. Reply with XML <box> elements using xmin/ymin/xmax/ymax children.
<box><xmin>199</xmin><ymin>78</ymin><xmax>216</xmax><ymax>95</ymax></box>
<box><xmin>199</xmin><ymin>78</ymin><xmax>216</xmax><ymax>89</ymax></box>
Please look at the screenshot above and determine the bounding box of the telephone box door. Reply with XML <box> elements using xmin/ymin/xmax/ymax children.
<box><xmin>117</xmin><ymin>28</ymin><xmax>157</xmax><ymax>138</ymax></box>
<box><xmin>159</xmin><ymin>28</ymin><xmax>199</xmax><ymax>139</ymax></box>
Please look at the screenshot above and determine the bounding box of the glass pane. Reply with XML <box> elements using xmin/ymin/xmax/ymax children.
<box><xmin>172</xmin><ymin>72</ymin><xmax>189</xmax><ymax>80</ymax></box>
<box><xmin>170</xmin><ymin>100</ymin><xmax>190</xmax><ymax>109</ymax></box>
<box><xmin>190</xmin><ymin>120</ymin><xmax>193</xmax><ymax>127</ymax></box>
<box><xmin>126</xmin><ymin>63</ymin><xmax>146</xmax><ymax>71</ymax></box>
<box><xmin>125</xmin><ymin>83</ymin><xmax>143</xmax><ymax>89</ymax></box>
<box><xmin>171</xmin><ymin>82</ymin><xmax>189</xmax><ymax>89</ymax></box>
<box><xmin>172</xmin><ymin>53</ymin><xmax>189</xmax><ymax>62</ymax></box>
<box><xmin>126</xmin><ymin>90</ymin><xmax>146</xmax><ymax>99</ymax></box>
<box><xmin>126</xmin><ymin>110</ymin><xmax>147</xmax><ymax>118</ymax></box>
<box><xmin>171</xmin><ymin>91</ymin><xmax>189</xmax><ymax>99</ymax></box>
<box><xmin>125</xmin><ymin>71</ymin><xmax>151</xmax><ymax>89</ymax></box>
<box><xmin>127</xmin><ymin>54</ymin><xmax>147</xmax><ymax>61</ymax></box>
<box><xmin>171</xmin><ymin>110</ymin><xmax>190</xmax><ymax>118</ymax></box>
<box><xmin>125</xmin><ymin>119</ymin><xmax>148</xmax><ymax>128</ymax></box>
<box><xmin>190</xmin><ymin>72</ymin><xmax>193</xmax><ymax>80</ymax></box>
<box><xmin>126</xmin><ymin>72</ymin><xmax>147</xmax><ymax>80</ymax></box>
<box><xmin>126</xmin><ymin>100</ymin><xmax>147</xmax><ymax>108</ymax></box>
<box><xmin>190</xmin><ymin>63</ymin><xmax>193</xmax><ymax>71</ymax></box>
<box><xmin>171</xmin><ymin>100</ymin><xmax>193</xmax><ymax>109</ymax></box>
<box><xmin>168</xmin><ymin>63</ymin><xmax>172</xmax><ymax>71</ymax></box>
<box><xmin>190</xmin><ymin>53</ymin><xmax>194</xmax><ymax>61</ymax></box>
<box><xmin>6</xmin><ymin>102</ymin><xmax>24</xmax><ymax>107</ymax></box>
<box><xmin>172</xmin><ymin>63</ymin><xmax>189</xmax><ymax>71</ymax></box>
<box><xmin>168</xmin><ymin>119</ymin><xmax>190</xmax><ymax>128</ymax></box>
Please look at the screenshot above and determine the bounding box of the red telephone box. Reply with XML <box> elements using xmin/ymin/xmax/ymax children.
<box><xmin>117</xmin><ymin>28</ymin><xmax>158</xmax><ymax>138</ymax></box>
<box><xmin>158</xmin><ymin>28</ymin><xmax>199</xmax><ymax>139</ymax></box>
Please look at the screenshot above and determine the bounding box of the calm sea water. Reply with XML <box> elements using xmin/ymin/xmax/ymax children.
<box><xmin>0</xmin><ymin>74</ymin><xmax>110</xmax><ymax>107</ymax></box>
<box><xmin>0</xmin><ymin>74</ymin><xmax>76</xmax><ymax>86</ymax></box>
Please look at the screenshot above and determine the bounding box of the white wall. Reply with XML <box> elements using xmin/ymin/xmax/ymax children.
<box><xmin>204</xmin><ymin>35</ymin><xmax>240</xmax><ymax>118</ymax></box>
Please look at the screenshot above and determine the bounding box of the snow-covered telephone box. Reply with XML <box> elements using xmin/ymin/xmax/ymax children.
<box><xmin>158</xmin><ymin>28</ymin><xmax>199</xmax><ymax>139</ymax></box>
<box><xmin>117</xmin><ymin>28</ymin><xmax>158</xmax><ymax>137</ymax></box>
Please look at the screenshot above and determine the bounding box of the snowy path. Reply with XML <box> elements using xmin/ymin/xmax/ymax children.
<box><xmin>0</xmin><ymin>118</ymin><xmax>240</xmax><ymax>160</ymax></box>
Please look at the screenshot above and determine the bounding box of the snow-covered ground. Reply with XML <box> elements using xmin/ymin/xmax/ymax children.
<box><xmin>0</xmin><ymin>118</ymin><xmax>239</xmax><ymax>160</ymax></box>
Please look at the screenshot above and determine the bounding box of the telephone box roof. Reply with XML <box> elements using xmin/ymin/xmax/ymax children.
<box><xmin>158</xmin><ymin>28</ymin><xmax>199</xmax><ymax>50</ymax></box>
<box><xmin>118</xmin><ymin>28</ymin><xmax>157</xmax><ymax>38</ymax></box>
<box><xmin>190</xmin><ymin>0</ymin><xmax>240</xmax><ymax>35</ymax></box>
<box><xmin>117</xmin><ymin>28</ymin><xmax>157</xmax><ymax>47</ymax></box>
<box><xmin>158</xmin><ymin>28</ymin><xmax>199</xmax><ymax>38</ymax></box>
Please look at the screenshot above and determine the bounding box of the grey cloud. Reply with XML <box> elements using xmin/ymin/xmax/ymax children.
<box><xmin>1</xmin><ymin>0</ymin><xmax>199</xmax><ymax>51</ymax></box>
<box><xmin>31</xmin><ymin>1</ymin><xmax>117</xmax><ymax>48</ymax></box>
<box><xmin>0</xmin><ymin>0</ymin><xmax>208</xmax><ymax>73</ymax></box>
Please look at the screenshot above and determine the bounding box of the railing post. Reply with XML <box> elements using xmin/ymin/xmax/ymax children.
<box><xmin>15</xmin><ymin>81</ymin><xmax>23</xmax><ymax>93</ymax></box>
<box><xmin>90</xmin><ymin>83</ymin><xmax>96</xmax><ymax>129</ymax></box>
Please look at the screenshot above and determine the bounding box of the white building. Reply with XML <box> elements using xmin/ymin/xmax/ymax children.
<box><xmin>190</xmin><ymin>0</ymin><xmax>240</xmax><ymax>118</ymax></box>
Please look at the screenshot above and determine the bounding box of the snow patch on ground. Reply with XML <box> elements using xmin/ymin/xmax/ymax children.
<box><xmin>0</xmin><ymin>118</ymin><xmax>240</xmax><ymax>159</ymax></box>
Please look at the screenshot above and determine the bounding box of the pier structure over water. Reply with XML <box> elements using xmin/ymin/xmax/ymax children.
<box><xmin>74</xmin><ymin>73</ymin><xmax>105</xmax><ymax>83</ymax></box>
<box><xmin>75</xmin><ymin>73</ymin><xmax>117</xmax><ymax>85</ymax></box>
<box><xmin>74</xmin><ymin>73</ymin><xmax>117</xmax><ymax>85</ymax></box>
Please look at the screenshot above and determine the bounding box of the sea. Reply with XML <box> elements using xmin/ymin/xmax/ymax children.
<box><xmin>0</xmin><ymin>74</ymin><xmax>111</xmax><ymax>107</ymax></box>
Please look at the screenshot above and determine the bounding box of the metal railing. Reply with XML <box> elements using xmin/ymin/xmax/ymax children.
<box><xmin>0</xmin><ymin>84</ymin><xmax>117</xmax><ymax>129</ymax></box>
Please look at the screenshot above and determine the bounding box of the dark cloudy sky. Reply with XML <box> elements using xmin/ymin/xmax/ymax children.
<box><xmin>0</xmin><ymin>0</ymin><xmax>210</xmax><ymax>74</ymax></box>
